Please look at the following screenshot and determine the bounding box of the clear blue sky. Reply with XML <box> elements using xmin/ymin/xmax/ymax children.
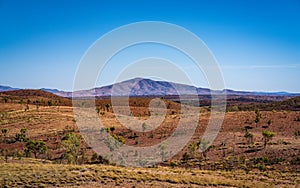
<box><xmin>0</xmin><ymin>0</ymin><xmax>300</xmax><ymax>92</ymax></box>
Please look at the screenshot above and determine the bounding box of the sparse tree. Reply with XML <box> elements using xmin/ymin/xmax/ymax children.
<box><xmin>25</xmin><ymin>140</ymin><xmax>47</xmax><ymax>158</ymax></box>
<box><xmin>21</xmin><ymin>128</ymin><xmax>27</xmax><ymax>135</ymax></box>
<box><xmin>255</xmin><ymin>109</ymin><xmax>261</xmax><ymax>127</ymax></box>
<box><xmin>159</xmin><ymin>142</ymin><xmax>168</xmax><ymax>161</ymax></box>
<box><xmin>3</xmin><ymin>97</ymin><xmax>8</xmax><ymax>103</ymax></box>
<box><xmin>96</xmin><ymin>106</ymin><xmax>101</xmax><ymax>114</ymax></box>
<box><xmin>1</xmin><ymin>128</ymin><xmax>8</xmax><ymax>143</ymax></box>
<box><xmin>25</xmin><ymin>104</ymin><xmax>29</xmax><ymax>111</ymax></box>
<box><xmin>244</xmin><ymin>131</ymin><xmax>253</xmax><ymax>144</ymax></box>
<box><xmin>62</xmin><ymin>133</ymin><xmax>81</xmax><ymax>164</ymax></box>
<box><xmin>262</xmin><ymin>130</ymin><xmax>275</xmax><ymax>148</ymax></box>
<box><xmin>110</xmin><ymin>126</ymin><xmax>115</xmax><ymax>134</ymax></box>
<box><xmin>197</xmin><ymin>139</ymin><xmax>211</xmax><ymax>160</ymax></box>
<box><xmin>267</xmin><ymin>119</ymin><xmax>272</xmax><ymax>126</ymax></box>
<box><xmin>15</xmin><ymin>128</ymin><xmax>28</xmax><ymax>142</ymax></box>
<box><xmin>142</xmin><ymin>123</ymin><xmax>147</xmax><ymax>135</ymax></box>
<box><xmin>48</xmin><ymin>99</ymin><xmax>53</xmax><ymax>106</ymax></box>
<box><xmin>294</xmin><ymin>130</ymin><xmax>300</xmax><ymax>139</ymax></box>
<box><xmin>187</xmin><ymin>142</ymin><xmax>197</xmax><ymax>158</ymax></box>
<box><xmin>244</xmin><ymin>126</ymin><xmax>254</xmax><ymax>144</ymax></box>
<box><xmin>105</xmin><ymin>103</ymin><xmax>110</xmax><ymax>112</ymax></box>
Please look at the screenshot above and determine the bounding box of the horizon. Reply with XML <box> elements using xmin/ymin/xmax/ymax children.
<box><xmin>1</xmin><ymin>76</ymin><xmax>299</xmax><ymax>94</ymax></box>
<box><xmin>1</xmin><ymin>1</ymin><xmax>300</xmax><ymax>92</ymax></box>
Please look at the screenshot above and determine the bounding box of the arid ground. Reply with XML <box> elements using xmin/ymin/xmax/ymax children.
<box><xmin>0</xmin><ymin>90</ymin><xmax>299</xmax><ymax>187</ymax></box>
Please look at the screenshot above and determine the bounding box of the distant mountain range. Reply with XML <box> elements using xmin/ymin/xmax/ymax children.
<box><xmin>1</xmin><ymin>78</ymin><xmax>300</xmax><ymax>98</ymax></box>
<box><xmin>0</xmin><ymin>85</ymin><xmax>20</xmax><ymax>92</ymax></box>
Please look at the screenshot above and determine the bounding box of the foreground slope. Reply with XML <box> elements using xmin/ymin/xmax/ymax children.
<box><xmin>0</xmin><ymin>158</ymin><xmax>299</xmax><ymax>187</ymax></box>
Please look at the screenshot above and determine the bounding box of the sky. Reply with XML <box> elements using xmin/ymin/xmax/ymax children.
<box><xmin>0</xmin><ymin>0</ymin><xmax>300</xmax><ymax>92</ymax></box>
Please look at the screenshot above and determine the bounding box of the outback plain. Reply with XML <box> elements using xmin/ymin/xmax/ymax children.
<box><xmin>0</xmin><ymin>88</ymin><xmax>299</xmax><ymax>187</ymax></box>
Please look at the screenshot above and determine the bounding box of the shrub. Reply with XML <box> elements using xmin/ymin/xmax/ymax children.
<box><xmin>254</xmin><ymin>109</ymin><xmax>261</xmax><ymax>124</ymax></box>
<box><xmin>291</xmin><ymin>157</ymin><xmax>300</xmax><ymax>165</ymax></box>
<box><xmin>25</xmin><ymin>140</ymin><xmax>47</xmax><ymax>158</ymax></box>
<box><xmin>294</xmin><ymin>130</ymin><xmax>300</xmax><ymax>137</ymax></box>
<box><xmin>244</xmin><ymin>131</ymin><xmax>253</xmax><ymax>144</ymax></box>
<box><xmin>15</xmin><ymin>128</ymin><xmax>28</xmax><ymax>142</ymax></box>
<box><xmin>262</xmin><ymin>130</ymin><xmax>275</xmax><ymax>148</ymax></box>
<box><xmin>62</xmin><ymin>133</ymin><xmax>81</xmax><ymax>164</ymax></box>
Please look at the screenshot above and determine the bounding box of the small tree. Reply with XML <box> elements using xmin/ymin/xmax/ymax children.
<box><xmin>105</xmin><ymin>103</ymin><xmax>110</xmax><ymax>112</ymax></box>
<box><xmin>267</xmin><ymin>119</ymin><xmax>272</xmax><ymax>126</ymax></box>
<box><xmin>159</xmin><ymin>142</ymin><xmax>168</xmax><ymax>161</ymax></box>
<box><xmin>244</xmin><ymin>131</ymin><xmax>253</xmax><ymax>144</ymax></box>
<box><xmin>109</xmin><ymin>126</ymin><xmax>115</xmax><ymax>134</ymax></box>
<box><xmin>48</xmin><ymin>100</ymin><xmax>53</xmax><ymax>106</ymax></box>
<box><xmin>62</xmin><ymin>133</ymin><xmax>81</xmax><ymax>164</ymax></box>
<box><xmin>25</xmin><ymin>140</ymin><xmax>48</xmax><ymax>158</ymax></box>
<box><xmin>255</xmin><ymin>109</ymin><xmax>261</xmax><ymax>126</ymax></box>
<box><xmin>197</xmin><ymin>139</ymin><xmax>211</xmax><ymax>160</ymax></box>
<box><xmin>96</xmin><ymin>106</ymin><xmax>101</xmax><ymax>114</ymax></box>
<box><xmin>262</xmin><ymin>130</ymin><xmax>275</xmax><ymax>148</ymax></box>
<box><xmin>142</xmin><ymin>123</ymin><xmax>147</xmax><ymax>135</ymax></box>
<box><xmin>187</xmin><ymin>142</ymin><xmax>197</xmax><ymax>158</ymax></box>
<box><xmin>294</xmin><ymin>130</ymin><xmax>300</xmax><ymax>139</ymax></box>
<box><xmin>1</xmin><ymin>128</ymin><xmax>8</xmax><ymax>143</ymax></box>
<box><xmin>15</xmin><ymin>128</ymin><xmax>28</xmax><ymax>142</ymax></box>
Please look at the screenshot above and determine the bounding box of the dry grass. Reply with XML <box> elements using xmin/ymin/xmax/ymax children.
<box><xmin>0</xmin><ymin>157</ymin><xmax>299</xmax><ymax>187</ymax></box>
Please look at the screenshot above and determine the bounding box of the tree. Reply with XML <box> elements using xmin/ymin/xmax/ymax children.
<box><xmin>1</xmin><ymin>128</ymin><xmax>8</xmax><ymax>143</ymax></box>
<box><xmin>48</xmin><ymin>100</ymin><xmax>53</xmax><ymax>106</ymax></box>
<box><xmin>294</xmin><ymin>130</ymin><xmax>300</xmax><ymax>139</ymax></box>
<box><xmin>267</xmin><ymin>119</ymin><xmax>272</xmax><ymax>126</ymax></box>
<box><xmin>244</xmin><ymin>131</ymin><xmax>253</xmax><ymax>144</ymax></box>
<box><xmin>3</xmin><ymin>97</ymin><xmax>8</xmax><ymax>103</ymax></box>
<box><xmin>255</xmin><ymin>109</ymin><xmax>261</xmax><ymax>126</ymax></box>
<box><xmin>96</xmin><ymin>106</ymin><xmax>101</xmax><ymax>114</ymax></box>
<box><xmin>197</xmin><ymin>139</ymin><xmax>211</xmax><ymax>160</ymax></box>
<box><xmin>105</xmin><ymin>103</ymin><xmax>110</xmax><ymax>112</ymax></box>
<box><xmin>244</xmin><ymin>126</ymin><xmax>254</xmax><ymax>144</ymax></box>
<box><xmin>109</xmin><ymin>126</ymin><xmax>115</xmax><ymax>134</ymax></box>
<box><xmin>187</xmin><ymin>142</ymin><xmax>197</xmax><ymax>158</ymax></box>
<box><xmin>142</xmin><ymin>123</ymin><xmax>147</xmax><ymax>135</ymax></box>
<box><xmin>262</xmin><ymin>130</ymin><xmax>275</xmax><ymax>148</ymax></box>
<box><xmin>62</xmin><ymin>133</ymin><xmax>81</xmax><ymax>164</ymax></box>
<box><xmin>15</xmin><ymin>128</ymin><xmax>28</xmax><ymax>142</ymax></box>
<box><xmin>25</xmin><ymin>140</ymin><xmax>47</xmax><ymax>158</ymax></box>
<box><xmin>159</xmin><ymin>142</ymin><xmax>168</xmax><ymax>161</ymax></box>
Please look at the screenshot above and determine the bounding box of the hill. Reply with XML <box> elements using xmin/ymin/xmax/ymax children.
<box><xmin>0</xmin><ymin>89</ymin><xmax>71</xmax><ymax>106</ymax></box>
<box><xmin>228</xmin><ymin>96</ymin><xmax>300</xmax><ymax>111</ymax></box>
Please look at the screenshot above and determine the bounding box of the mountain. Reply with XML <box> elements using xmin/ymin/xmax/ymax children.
<box><xmin>1</xmin><ymin>78</ymin><xmax>300</xmax><ymax>98</ymax></box>
<box><xmin>66</xmin><ymin>78</ymin><xmax>210</xmax><ymax>98</ymax></box>
<box><xmin>62</xmin><ymin>78</ymin><xmax>300</xmax><ymax>98</ymax></box>
<box><xmin>0</xmin><ymin>85</ymin><xmax>20</xmax><ymax>92</ymax></box>
<box><xmin>41</xmin><ymin>88</ymin><xmax>60</xmax><ymax>93</ymax></box>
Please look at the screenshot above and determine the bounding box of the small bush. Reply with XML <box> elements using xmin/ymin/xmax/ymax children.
<box><xmin>294</xmin><ymin>130</ymin><xmax>300</xmax><ymax>137</ymax></box>
<box><xmin>291</xmin><ymin>157</ymin><xmax>300</xmax><ymax>165</ymax></box>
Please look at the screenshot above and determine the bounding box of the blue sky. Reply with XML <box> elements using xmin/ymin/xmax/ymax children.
<box><xmin>0</xmin><ymin>0</ymin><xmax>300</xmax><ymax>92</ymax></box>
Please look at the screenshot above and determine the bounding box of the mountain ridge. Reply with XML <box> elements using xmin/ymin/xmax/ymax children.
<box><xmin>1</xmin><ymin>78</ymin><xmax>300</xmax><ymax>97</ymax></box>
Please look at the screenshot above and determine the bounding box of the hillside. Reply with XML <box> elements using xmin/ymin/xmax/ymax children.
<box><xmin>228</xmin><ymin>96</ymin><xmax>300</xmax><ymax>111</ymax></box>
<box><xmin>0</xmin><ymin>89</ymin><xmax>71</xmax><ymax>107</ymax></box>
